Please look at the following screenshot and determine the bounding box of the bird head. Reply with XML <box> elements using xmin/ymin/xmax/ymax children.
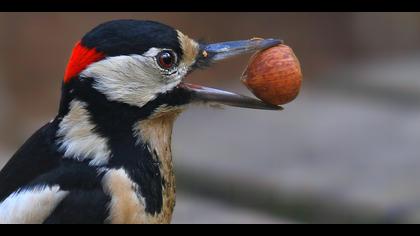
<box><xmin>59</xmin><ymin>19</ymin><xmax>282</xmax><ymax>120</ymax></box>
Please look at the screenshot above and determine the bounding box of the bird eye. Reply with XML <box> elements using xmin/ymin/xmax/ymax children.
<box><xmin>157</xmin><ymin>50</ymin><xmax>176</xmax><ymax>70</ymax></box>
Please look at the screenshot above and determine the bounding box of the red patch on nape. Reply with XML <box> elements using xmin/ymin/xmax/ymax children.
<box><xmin>63</xmin><ymin>41</ymin><xmax>105</xmax><ymax>83</ymax></box>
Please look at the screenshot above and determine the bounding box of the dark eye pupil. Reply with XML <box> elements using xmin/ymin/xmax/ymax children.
<box><xmin>158</xmin><ymin>51</ymin><xmax>174</xmax><ymax>69</ymax></box>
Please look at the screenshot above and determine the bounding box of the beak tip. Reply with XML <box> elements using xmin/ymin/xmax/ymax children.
<box><xmin>253</xmin><ymin>38</ymin><xmax>283</xmax><ymax>48</ymax></box>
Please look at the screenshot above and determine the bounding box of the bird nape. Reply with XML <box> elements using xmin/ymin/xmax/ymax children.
<box><xmin>0</xmin><ymin>19</ymin><xmax>282</xmax><ymax>224</ymax></box>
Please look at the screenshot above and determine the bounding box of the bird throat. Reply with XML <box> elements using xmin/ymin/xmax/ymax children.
<box><xmin>133</xmin><ymin>108</ymin><xmax>182</xmax><ymax>223</ymax></box>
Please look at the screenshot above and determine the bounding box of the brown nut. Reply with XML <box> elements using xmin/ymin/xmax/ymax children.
<box><xmin>241</xmin><ymin>44</ymin><xmax>302</xmax><ymax>105</ymax></box>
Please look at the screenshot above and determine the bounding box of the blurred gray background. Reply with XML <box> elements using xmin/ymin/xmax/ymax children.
<box><xmin>1</xmin><ymin>12</ymin><xmax>420</xmax><ymax>223</ymax></box>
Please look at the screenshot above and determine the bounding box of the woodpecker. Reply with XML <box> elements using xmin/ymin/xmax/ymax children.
<box><xmin>0</xmin><ymin>20</ymin><xmax>281</xmax><ymax>224</ymax></box>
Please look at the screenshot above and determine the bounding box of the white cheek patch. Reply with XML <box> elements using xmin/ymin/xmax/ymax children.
<box><xmin>81</xmin><ymin>50</ymin><xmax>187</xmax><ymax>108</ymax></box>
<box><xmin>0</xmin><ymin>185</ymin><xmax>68</xmax><ymax>224</ymax></box>
<box><xmin>57</xmin><ymin>100</ymin><xmax>112</xmax><ymax>166</ymax></box>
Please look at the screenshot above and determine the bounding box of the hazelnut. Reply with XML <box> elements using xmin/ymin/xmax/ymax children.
<box><xmin>241</xmin><ymin>44</ymin><xmax>302</xmax><ymax>105</ymax></box>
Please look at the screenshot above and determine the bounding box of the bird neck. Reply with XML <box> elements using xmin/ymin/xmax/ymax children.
<box><xmin>133</xmin><ymin>111</ymin><xmax>180</xmax><ymax>223</ymax></box>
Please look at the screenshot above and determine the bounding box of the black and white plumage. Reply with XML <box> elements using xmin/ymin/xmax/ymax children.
<box><xmin>0</xmin><ymin>19</ymin><xmax>282</xmax><ymax>224</ymax></box>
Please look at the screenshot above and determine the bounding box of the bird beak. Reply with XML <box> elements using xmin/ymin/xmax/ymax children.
<box><xmin>202</xmin><ymin>38</ymin><xmax>283</xmax><ymax>62</ymax></box>
<box><xmin>180</xmin><ymin>38</ymin><xmax>283</xmax><ymax>110</ymax></box>
<box><xmin>178</xmin><ymin>83</ymin><xmax>282</xmax><ymax>110</ymax></box>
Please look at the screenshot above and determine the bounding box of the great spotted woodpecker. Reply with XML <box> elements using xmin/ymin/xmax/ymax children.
<box><xmin>0</xmin><ymin>19</ymin><xmax>281</xmax><ymax>224</ymax></box>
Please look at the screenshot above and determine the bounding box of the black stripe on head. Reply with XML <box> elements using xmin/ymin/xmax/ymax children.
<box><xmin>58</xmin><ymin>77</ymin><xmax>192</xmax><ymax>214</ymax></box>
<box><xmin>60</xmin><ymin>77</ymin><xmax>192</xmax><ymax>129</ymax></box>
<box><xmin>81</xmin><ymin>20</ymin><xmax>183</xmax><ymax>60</ymax></box>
